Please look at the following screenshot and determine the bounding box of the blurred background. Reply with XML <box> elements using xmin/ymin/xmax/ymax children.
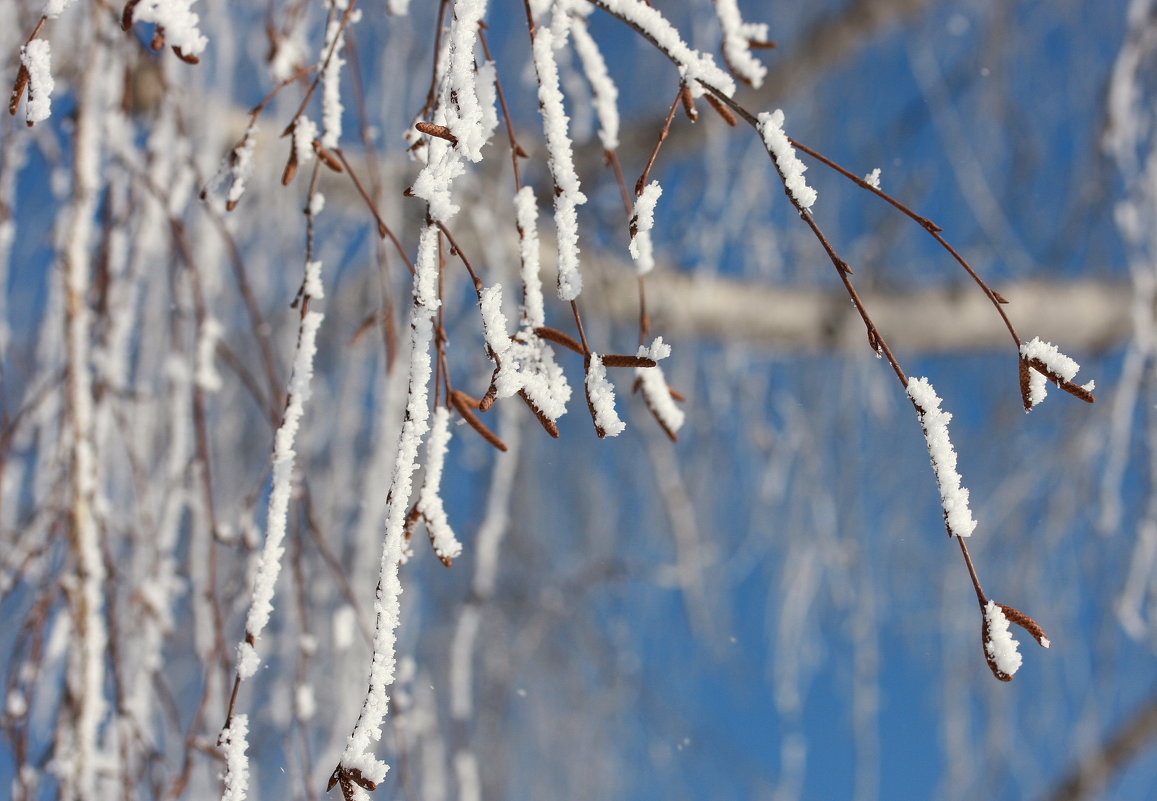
<box><xmin>2</xmin><ymin>1</ymin><xmax>1155</xmax><ymax>800</ymax></box>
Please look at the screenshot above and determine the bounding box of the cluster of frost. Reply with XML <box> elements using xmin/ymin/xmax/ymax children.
<box><xmin>532</xmin><ymin>26</ymin><xmax>588</xmax><ymax>300</ymax></box>
<box><xmin>19</xmin><ymin>40</ymin><xmax>55</xmax><ymax>125</ymax></box>
<box><xmin>636</xmin><ymin>337</ymin><xmax>684</xmax><ymax>435</ymax></box>
<box><xmin>293</xmin><ymin>117</ymin><xmax>318</xmax><ymax>170</ymax></box>
<box><xmin>906</xmin><ymin>377</ymin><xmax>978</xmax><ymax>538</ymax></box>
<box><xmin>320</xmin><ymin>0</ymin><xmax>360</xmax><ymax>150</ymax></box>
<box><xmin>983</xmin><ymin>601</ymin><xmax>1023</xmax><ymax>678</ymax></box>
<box><xmin>340</xmin><ymin>224</ymin><xmax>442</xmax><ymax>788</ymax></box>
<box><xmin>416</xmin><ymin>407</ymin><xmax>462</xmax><ymax>564</ymax></box>
<box><xmin>1020</xmin><ymin>336</ymin><xmax>1094</xmax><ymax>409</ymax></box>
<box><xmin>592</xmin><ymin>0</ymin><xmax>736</xmax><ymax>97</ymax></box>
<box><xmin>129</xmin><ymin>0</ymin><xmax>209</xmax><ymax>58</ymax></box>
<box><xmin>864</xmin><ymin>167</ymin><xmax>882</xmax><ymax>189</ymax></box>
<box><xmin>757</xmin><ymin>110</ymin><xmax>817</xmax><ymax>210</ymax></box>
<box><xmin>515</xmin><ymin>187</ymin><xmax>546</xmax><ymax>330</ymax></box>
<box><xmin>715</xmin><ymin>0</ymin><xmax>770</xmax><ymax>88</ymax></box>
<box><xmin>43</xmin><ymin>0</ymin><xmax>77</xmax><ymax>17</ymax></box>
<box><xmin>483</xmin><ymin>189</ymin><xmax>572</xmax><ymax>424</ymax></box>
<box><xmin>270</xmin><ymin>21</ymin><xmax>308</xmax><ymax>82</ymax></box>
<box><xmin>409</xmin><ymin>0</ymin><xmax>498</xmax><ymax>221</ymax></box>
<box><xmin>629</xmin><ymin>180</ymin><xmax>663</xmax><ymax>274</ymax></box>
<box><xmin>586</xmin><ymin>354</ymin><xmax>627</xmax><ymax>437</ymax></box>
<box><xmin>240</xmin><ymin>304</ymin><xmax>325</xmax><ymax>678</ymax></box>
<box><xmin>226</xmin><ymin>127</ymin><xmax>258</xmax><ymax>208</ymax></box>
<box><xmin>218</xmin><ymin>714</ymin><xmax>250</xmax><ymax>801</ymax></box>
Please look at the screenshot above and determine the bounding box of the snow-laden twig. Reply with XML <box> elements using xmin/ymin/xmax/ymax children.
<box><xmin>589</xmin><ymin>0</ymin><xmax>736</xmax><ymax>97</ymax></box>
<box><xmin>714</xmin><ymin>0</ymin><xmax>771</xmax><ymax>88</ymax></box>
<box><xmin>757</xmin><ymin>109</ymin><xmax>817</xmax><ymax>210</ymax></box>
<box><xmin>629</xmin><ymin>180</ymin><xmax>662</xmax><ymax>274</ymax></box>
<box><xmin>44</xmin><ymin>0</ymin><xmax>78</xmax><ymax>18</ymax></box>
<box><xmin>57</xmin><ymin>42</ymin><xmax>107</xmax><ymax>801</ymax></box>
<box><xmin>409</xmin><ymin>0</ymin><xmax>494</xmax><ymax>220</ymax></box>
<box><xmin>479</xmin><ymin>284</ymin><xmax>512</xmax><ymax>358</ymax></box>
<box><xmin>1019</xmin><ymin>336</ymin><xmax>1095</xmax><ymax>410</ymax></box>
<box><xmin>19</xmin><ymin>40</ymin><xmax>54</xmax><ymax>125</ymax></box>
<box><xmin>218</xmin><ymin>713</ymin><xmax>250</xmax><ymax>801</ymax></box>
<box><xmin>416</xmin><ymin>407</ymin><xmax>462</xmax><ymax>566</ymax></box>
<box><xmin>532</xmin><ymin>25</ymin><xmax>588</xmax><ymax>300</ymax></box>
<box><xmin>129</xmin><ymin>0</ymin><xmax>209</xmax><ymax>58</ymax></box>
<box><xmin>514</xmin><ymin>186</ymin><xmax>545</xmax><ymax>329</ymax></box>
<box><xmin>320</xmin><ymin>0</ymin><xmax>357</xmax><ymax>150</ymax></box>
<box><xmin>568</xmin><ymin>9</ymin><xmax>620</xmax><ymax>151</ymax></box>
<box><xmin>585</xmin><ymin>353</ymin><xmax>626</xmax><ymax>437</ymax></box>
<box><xmin>339</xmin><ymin>223</ymin><xmax>441</xmax><ymax>788</ymax></box>
<box><xmin>635</xmin><ymin>337</ymin><xmax>684</xmax><ymax>439</ymax></box>
<box><xmin>906</xmin><ymin>377</ymin><xmax>977</xmax><ymax>538</ymax></box>
<box><xmin>441</xmin><ymin>0</ymin><xmax>492</xmax><ymax>162</ymax></box>
<box><xmin>983</xmin><ymin>601</ymin><xmax>1022</xmax><ymax>681</ymax></box>
<box><xmin>240</xmin><ymin>305</ymin><xmax>325</xmax><ymax>678</ymax></box>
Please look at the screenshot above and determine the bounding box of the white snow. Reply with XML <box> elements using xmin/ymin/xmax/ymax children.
<box><xmin>44</xmin><ymin>0</ymin><xmax>77</xmax><ymax>18</ymax></box>
<box><xmin>218</xmin><ymin>714</ymin><xmax>250</xmax><ymax>801</ymax></box>
<box><xmin>984</xmin><ymin>601</ymin><xmax>1023</xmax><ymax>678</ymax></box>
<box><xmin>906</xmin><ymin>377</ymin><xmax>978</xmax><ymax>538</ymax></box>
<box><xmin>757</xmin><ymin>109</ymin><xmax>817</xmax><ymax>210</ymax></box>
<box><xmin>441</xmin><ymin>0</ymin><xmax>491</xmax><ymax>162</ymax></box>
<box><xmin>629</xmin><ymin>180</ymin><xmax>662</xmax><ymax>274</ymax></box>
<box><xmin>479</xmin><ymin>285</ymin><xmax>512</xmax><ymax>357</ymax></box>
<box><xmin>320</xmin><ymin>1</ymin><xmax>353</xmax><ymax>150</ymax></box>
<box><xmin>340</xmin><ymin>223</ymin><xmax>442</xmax><ymax>785</ymax></box>
<box><xmin>195</xmin><ymin>317</ymin><xmax>224</xmax><ymax>392</ymax></box>
<box><xmin>304</xmin><ymin>260</ymin><xmax>325</xmax><ymax>300</ymax></box>
<box><xmin>296</xmin><ymin>684</ymin><xmax>316</xmax><ymax>721</ymax></box>
<box><xmin>864</xmin><ymin>168</ymin><xmax>882</xmax><ymax>189</ymax></box>
<box><xmin>226</xmin><ymin>129</ymin><xmax>258</xmax><ymax>208</ymax></box>
<box><xmin>1021</xmin><ymin>336</ymin><xmax>1080</xmax><ymax>381</ymax></box>
<box><xmin>532</xmin><ymin>27</ymin><xmax>588</xmax><ymax>300</ymax></box>
<box><xmin>130</xmin><ymin>1</ymin><xmax>209</xmax><ymax>58</ymax></box>
<box><xmin>586</xmin><ymin>354</ymin><xmax>626</xmax><ymax>436</ymax></box>
<box><xmin>243</xmin><ymin>308</ymin><xmax>325</xmax><ymax>647</ymax></box>
<box><xmin>514</xmin><ymin>187</ymin><xmax>545</xmax><ymax>329</ymax></box>
<box><xmin>636</xmin><ymin>337</ymin><xmax>684</xmax><ymax>435</ymax></box>
<box><xmin>333</xmin><ymin>604</ymin><xmax>357</xmax><ymax>650</ymax></box>
<box><xmin>20</xmin><ymin>40</ymin><xmax>54</xmax><ymax>125</ymax></box>
<box><xmin>715</xmin><ymin>0</ymin><xmax>770</xmax><ymax>88</ymax></box>
<box><xmin>416</xmin><ymin>407</ymin><xmax>463</xmax><ymax>564</ymax></box>
<box><xmin>1021</xmin><ymin>336</ymin><xmax>1088</xmax><ymax>409</ymax></box>
<box><xmin>236</xmin><ymin>642</ymin><xmax>260</xmax><ymax>681</ymax></box>
<box><xmin>293</xmin><ymin>117</ymin><xmax>318</xmax><ymax>170</ymax></box>
<box><xmin>591</xmin><ymin>0</ymin><xmax>736</xmax><ymax>97</ymax></box>
<box><xmin>570</xmin><ymin>18</ymin><xmax>620</xmax><ymax>151</ymax></box>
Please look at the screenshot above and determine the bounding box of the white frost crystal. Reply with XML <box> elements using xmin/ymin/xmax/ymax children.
<box><xmin>907</xmin><ymin>377</ymin><xmax>977</xmax><ymax>538</ymax></box>
<box><xmin>20</xmin><ymin>40</ymin><xmax>55</xmax><ymax>125</ymax></box>
<box><xmin>757</xmin><ymin>109</ymin><xmax>817</xmax><ymax>210</ymax></box>
<box><xmin>984</xmin><ymin>601</ymin><xmax>1023</xmax><ymax>678</ymax></box>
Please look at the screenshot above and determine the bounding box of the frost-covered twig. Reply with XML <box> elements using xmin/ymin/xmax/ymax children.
<box><xmin>634</xmin><ymin>337</ymin><xmax>684</xmax><ymax>441</ymax></box>
<box><xmin>530</xmin><ymin>24</ymin><xmax>588</xmax><ymax>300</ymax></box>
<box><xmin>587</xmin><ymin>0</ymin><xmax>736</xmax><ymax>97</ymax></box>
<box><xmin>414</xmin><ymin>406</ymin><xmax>463</xmax><ymax>566</ymax></box>
<box><xmin>336</xmin><ymin>223</ymin><xmax>441</xmax><ymax>791</ymax></box>
<box><xmin>714</xmin><ymin>0</ymin><xmax>773</xmax><ymax>88</ymax></box>
<box><xmin>584</xmin><ymin>353</ymin><xmax>627</xmax><ymax>437</ymax></box>
<box><xmin>629</xmin><ymin>180</ymin><xmax>662</xmax><ymax>275</ymax></box>
<box><xmin>1019</xmin><ymin>336</ymin><xmax>1096</xmax><ymax>410</ymax></box>
<box><xmin>982</xmin><ymin>601</ymin><xmax>1050</xmax><ymax>682</ymax></box>
<box><xmin>906</xmin><ymin>377</ymin><xmax>977</xmax><ymax>539</ymax></box>
<box><xmin>757</xmin><ymin>110</ymin><xmax>817</xmax><ymax>210</ymax></box>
